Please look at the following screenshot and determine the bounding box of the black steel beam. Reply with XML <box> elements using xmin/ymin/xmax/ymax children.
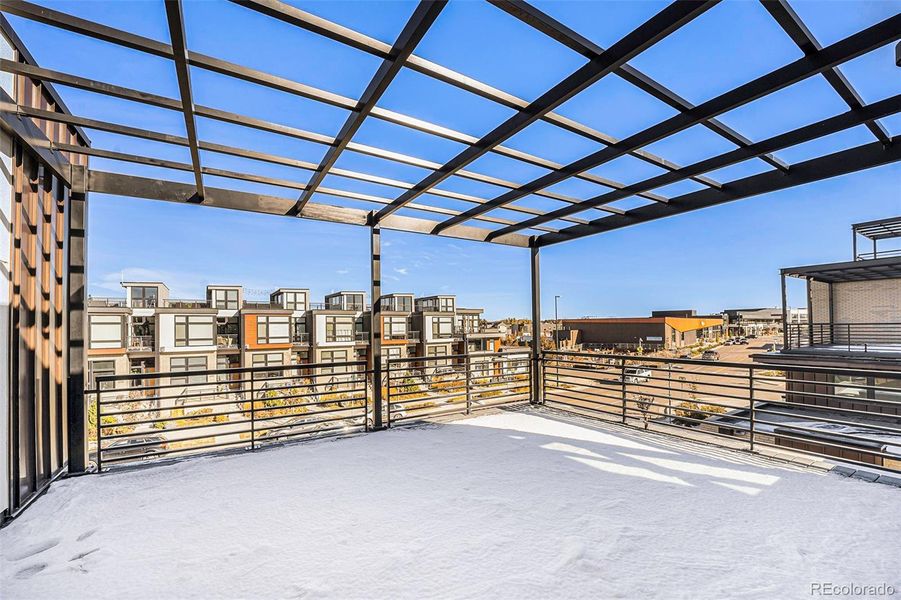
<box><xmin>491</xmin><ymin>0</ymin><xmax>789</xmax><ymax>173</ymax></box>
<box><xmin>164</xmin><ymin>0</ymin><xmax>204</xmax><ymax>201</ymax></box>
<box><xmin>85</xmin><ymin>170</ymin><xmax>533</xmax><ymax>247</ymax></box>
<box><xmin>529</xmin><ymin>243</ymin><xmax>542</xmax><ymax>405</ymax></box>
<box><xmin>1</xmin><ymin>0</ymin><xmax>656</xmax><ymax>210</ymax></box>
<box><xmin>0</xmin><ymin>62</ymin><xmax>605</xmax><ymax>225</ymax></box>
<box><xmin>369</xmin><ymin>220</ymin><xmax>384</xmax><ymax>430</ymax></box>
<box><xmin>487</xmin><ymin>93</ymin><xmax>901</xmax><ymax>240</ymax></box>
<box><xmin>439</xmin><ymin>12</ymin><xmax>901</xmax><ymax>234</ymax></box>
<box><xmin>374</xmin><ymin>1</ymin><xmax>717</xmax><ymax>222</ymax></box>
<box><xmin>0</xmin><ymin>90</ymin><xmax>71</xmax><ymax>186</ymax></box>
<box><xmin>289</xmin><ymin>1</ymin><xmax>445</xmax><ymax>215</ymax></box>
<box><xmin>761</xmin><ymin>0</ymin><xmax>891</xmax><ymax>145</ymax></box>
<box><xmin>231</xmin><ymin>0</ymin><xmax>718</xmax><ymax>196</ymax></box>
<box><xmin>536</xmin><ymin>137</ymin><xmax>901</xmax><ymax>246</ymax></box>
<box><xmin>65</xmin><ymin>166</ymin><xmax>88</xmax><ymax>473</ymax></box>
<box><xmin>48</xmin><ymin>140</ymin><xmax>561</xmax><ymax>232</ymax></box>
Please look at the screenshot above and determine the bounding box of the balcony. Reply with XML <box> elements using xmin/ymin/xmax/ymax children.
<box><xmin>292</xmin><ymin>332</ymin><xmax>310</xmax><ymax>345</ymax></box>
<box><xmin>36</xmin><ymin>351</ymin><xmax>898</xmax><ymax>598</ymax></box>
<box><xmin>88</xmin><ymin>296</ymin><xmax>127</xmax><ymax>308</ymax></box>
<box><xmin>216</xmin><ymin>334</ymin><xmax>239</xmax><ymax>349</ymax></box>
<box><xmin>784</xmin><ymin>322</ymin><xmax>901</xmax><ymax>354</ymax></box>
<box><xmin>164</xmin><ymin>298</ymin><xmax>210</xmax><ymax>309</ymax></box>
<box><xmin>384</xmin><ymin>330</ymin><xmax>419</xmax><ymax>341</ymax></box>
<box><xmin>127</xmin><ymin>335</ymin><xmax>154</xmax><ymax>351</ymax></box>
<box><xmin>242</xmin><ymin>301</ymin><xmax>280</xmax><ymax>310</ymax></box>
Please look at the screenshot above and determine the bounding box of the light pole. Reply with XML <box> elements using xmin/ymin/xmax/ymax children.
<box><xmin>554</xmin><ymin>295</ymin><xmax>561</xmax><ymax>350</ymax></box>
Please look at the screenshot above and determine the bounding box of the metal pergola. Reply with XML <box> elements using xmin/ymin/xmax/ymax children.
<box><xmin>1</xmin><ymin>0</ymin><xmax>898</xmax><ymax>249</ymax></box>
<box><xmin>1</xmin><ymin>0</ymin><xmax>899</xmax><ymax>469</ymax></box>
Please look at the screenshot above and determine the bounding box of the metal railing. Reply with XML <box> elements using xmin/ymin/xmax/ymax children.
<box><xmin>88</xmin><ymin>361</ymin><xmax>370</xmax><ymax>469</ymax></box>
<box><xmin>386</xmin><ymin>352</ymin><xmax>531</xmax><ymax>425</ymax></box>
<box><xmin>292</xmin><ymin>332</ymin><xmax>310</xmax><ymax>344</ymax></box>
<box><xmin>87</xmin><ymin>296</ymin><xmax>127</xmax><ymax>307</ymax></box>
<box><xmin>785</xmin><ymin>322</ymin><xmax>901</xmax><ymax>351</ymax></box>
<box><xmin>384</xmin><ymin>330</ymin><xmax>419</xmax><ymax>341</ymax></box>
<box><xmin>127</xmin><ymin>335</ymin><xmax>154</xmax><ymax>351</ymax></box>
<box><xmin>542</xmin><ymin>350</ymin><xmax>901</xmax><ymax>474</ymax></box>
<box><xmin>855</xmin><ymin>248</ymin><xmax>901</xmax><ymax>261</ymax></box>
<box><xmin>242</xmin><ymin>301</ymin><xmax>280</xmax><ymax>309</ymax></box>
<box><xmin>164</xmin><ymin>298</ymin><xmax>210</xmax><ymax>309</ymax></box>
<box><xmin>216</xmin><ymin>334</ymin><xmax>239</xmax><ymax>349</ymax></box>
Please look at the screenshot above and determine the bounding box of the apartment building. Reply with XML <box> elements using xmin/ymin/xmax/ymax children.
<box><xmin>749</xmin><ymin>216</ymin><xmax>901</xmax><ymax>467</ymax></box>
<box><xmin>86</xmin><ymin>285</ymin><xmax>503</xmax><ymax>385</ymax></box>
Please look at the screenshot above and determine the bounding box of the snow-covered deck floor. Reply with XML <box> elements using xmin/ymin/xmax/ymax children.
<box><xmin>2</xmin><ymin>407</ymin><xmax>899</xmax><ymax>599</ymax></box>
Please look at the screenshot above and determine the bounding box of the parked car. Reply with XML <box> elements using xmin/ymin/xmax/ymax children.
<box><xmin>104</xmin><ymin>435</ymin><xmax>168</xmax><ymax>460</ymax></box>
<box><xmin>622</xmin><ymin>367</ymin><xmax>652</xmax><ymax>384</ymax></box>
<box><xmin>677</xmin><ymin>352</ymin><xmax>692</xmax><ymax>359</ymax></box>
<box><xmin>701</xmin><ymin>350</ymin><xmax>720</xmax><ymax>361</ymax></box>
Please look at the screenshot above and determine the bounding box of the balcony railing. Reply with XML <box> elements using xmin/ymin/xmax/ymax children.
<box><xmin>384</xmin><ymin>330</ymin><xmax>419</xmax><ymax>341</ymax></box>
<box><xmin>88</xmin><ymin>297</ymin><xmax>127</xmax><ymax>307</ymax></box>
<box><xmin>164</xmin><ymin>298</ymin><xmax>210</xmax><ymax>309</ymax></box>
<box><xmin>88</xmin><ymin>360</ymin><xmax>371</xmax><ymax>469</ymax></box>
<box><xmin>292</xmin><ymin>332</ymin><xmax>310</xmax><ymax>344</ymax></box>
<box><xmin>85</xmin><ymin>349</ymin><xmax>901</xmax><ymax>476</ymax></box>
<box><xmin>216</xmin><ymin>334</ymin><xmax>239</xmax><ymax>349</ymax></box>
<box><xmin>127</xmin><ymin>335</ymin><xmax>155</xmax><ymax>351</ymax></box>
<box><xmin>855</xmin><ymin>248</ymin><xmax>901</xmax><ymax>261</ymax></box>
<box><xmin>386</xmin><ymin>351</ymin><xmax>531</xmax><ymax>425</ymax></box>
<box><xmin>242</xmin><ymin>301</ymin><xmax>280</xmax><ymax>310</ymax></box>
<box><xmin>785</xmin><ymin>322</ymin><xmax>901</xmax><ymax>351</ymax></box>
<box><xmin>542</xmin><ymin>350</ymin><xmax>901</xmax><ymax>473</ymax></box>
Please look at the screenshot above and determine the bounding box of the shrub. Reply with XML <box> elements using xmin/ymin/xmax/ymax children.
<box><xmin>673</xmin><ymin>401</ymin><xmax>726</xmax><ymax>426</ymax></box>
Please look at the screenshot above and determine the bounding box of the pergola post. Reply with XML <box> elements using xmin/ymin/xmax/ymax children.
<box><xmin>65</xmin><ymin>165</ymin><xmax>88</xmax><ymax>472</ymax></box>
<box><xmin>369</xmin><ymin>217</ymin><xmax>384</xmax><ymax>430</ymax></box>
<box><xmin>529</xmin><ymin>241</ymin><xmax>542</xmax><ymax>405</ymax></box>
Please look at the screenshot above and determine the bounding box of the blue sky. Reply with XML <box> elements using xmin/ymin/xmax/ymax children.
<box><xmin>8</xmin><ymin>0</ymin><xmax>900</xmax><ymax>319</ymax></box>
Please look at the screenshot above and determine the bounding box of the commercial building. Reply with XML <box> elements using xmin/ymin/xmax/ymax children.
<box><xmin>722</xmin><ymin>307</ymin><xmax>806</xmax><ymax>336</ymax></box>
<box><xmin>85</xmin><ymin>284</ymin><xmax>503</xmax><ymax>385</ymax></box>
<box><xmin>561</xmin><ymin>310</ymin><xmax>723</xmax><ymax>351</ymax></box>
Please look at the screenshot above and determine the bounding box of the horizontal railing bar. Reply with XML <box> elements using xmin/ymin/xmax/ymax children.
<box><xmin>101</xmin><ymin>439</ymin><xmax>250</xmax><ymax>465</ymax></box>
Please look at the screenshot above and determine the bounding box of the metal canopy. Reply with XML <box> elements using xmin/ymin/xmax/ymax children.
<box><xmin>782</xmin><ymin>256</ymin><xmax>901</xmax><ymax>283</ymax></box>
<box><xmin>853</xmin><ymin>216</ymin><xmax>901</xmax><ymax>240</ymax></box>
<box><xmin>2</xmin><ymin>0</ymin><xmax>899</xmax><ymax>248</ymax></box>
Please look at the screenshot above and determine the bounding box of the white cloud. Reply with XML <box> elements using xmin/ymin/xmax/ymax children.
<box><xmin>336</xmin><ymin>269</ymin><xmax>350</xmax><ymax>275</ymax></box>
<box><xmin>394</xmin><ymin>267</ymin><xmax>408</xmax><ymax>276</ymax></box>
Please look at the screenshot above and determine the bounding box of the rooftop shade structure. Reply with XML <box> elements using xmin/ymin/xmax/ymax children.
<box><xmin>1</xmin><ymin>0</ymin><xmax>899</xmax><ymax>248</ymax></box>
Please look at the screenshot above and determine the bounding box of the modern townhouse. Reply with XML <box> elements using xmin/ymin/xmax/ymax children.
<box><xmin>86</xmin><ymin>285</ymin><xmax>503</xmax><ymax>386</ymax></box>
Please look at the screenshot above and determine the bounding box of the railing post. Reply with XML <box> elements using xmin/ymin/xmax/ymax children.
<box><xmin>620</xmin><ymin>358</ymin><xmax>627</xmax><ymax>424</ymax></box>
<box><xmin>249</xmin><ymin>370</ymin><xmax>256</xmax><ymax>451</ymax></box>
<box><xmin>529</xmin><ymin>243</ymin><xmax>543</xmax><ymax>405</ymax></box>
<box><xmin>94</xmin><ymin>387</ymin><xmax>102</xmax><ymax>473</ymax></box>
<box><xmin>748</xmin><ymin>367</ymin><xmax>755</xmax><ymax>452</ymax></box>
<box><xmin>464</xmin><ymin>351</ymin><xmax>472</xmax><ymax>415</ymax></box>
<box><xmin>383</xmin><ymin>362</ymin><xmax>389</xmax><ymax>430</ymax></box>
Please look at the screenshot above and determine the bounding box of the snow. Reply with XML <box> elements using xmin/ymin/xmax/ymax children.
<box><xmin>2</xmin><ymin>407</ymin><xmax>899</xmax><ymax>599</ymax></box>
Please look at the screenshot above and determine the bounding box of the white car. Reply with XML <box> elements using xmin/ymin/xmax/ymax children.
<box><xmin>622</xmin><ymin>367</ymin><xmax>652</xmax><ymax>384</ymax></box>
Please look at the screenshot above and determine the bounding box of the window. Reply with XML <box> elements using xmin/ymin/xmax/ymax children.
<box><xmin>175</xmin><ymin>315</ymin><xmax>215</xmax><ymax>347</ymax></box>
<box><xmin>387</xmin><ymin>295</ymin><xmax>412</xmax><ymax>312</ymax></box>
<box><xmin>131</xmin><ymin>286</ymin><xmax>158</xmax><ymax>308</ymax></box>
<box><xmin>257</xmin><ymin>316</ymin><xmax>290</xmax><ymax>344</ymax></box>
<box><xmin>292</xmin><ymin>318</ymin><xmax>308</xmax><ymax>343</ymax></box>
<box><xmin>385</xmin><ymin>317</ymin><xmax>407</xmax><ymax>339</ymax></box>
<box><xmin>427</xmin><ymin>345</ymin><xmax>450</xmax><ymax>366</ymax></box>
<box><xmin>89</xmin><ymin>315</ymin><xmax>124</xmax><ymax>349</ymax></box>
<box><xmin>346</xmin><ymin>293</ymin><xmax>364</xmax><ymax>311</ymax></box>
<box><xmin>834</xmin><ymin>375</ymin><xmax>868</xmax><ymax>400</ymax></box>
<box><xmin>212</xmin><ymin>289</ymin><xmax>239</xmax><ymax>310</ymax></box>
<box><xmin>383</xmin><ymin>346</ymin><xmax>402</xmax><ymax>367</ymax></box>
<box><xmin>459</xmin><ymin>314</ymin><xmax>479</xmax><ymax>333</ymax></box>
<box><xmin>217</xmin><ymin>355</ymin><xmax>240</xmax><ymax>382</ymax></box>
<box><xmin>320</xmin><ymin>349</ymin><xmax>349</xmax><ymax>375</ymax></box>
<box><xmin>875</xmin><ymin>377</ymin><xmax>901</xmax><ymax>403</ymax></box>
<box><xmin>439</xmin><ymin>297</ymin><xmax>454</xmax><ymax>312</ymax></box>
<box><xmin>432</xmin><ymin>316</ymin><xmax>453</xmax><ymax>339</ymax></box>
<box><xmin>326</xmin><ymin>316</ymin><xmax>354</xmax><ymax>342</ymax></box>
<box><xmin>170</xmin><ymin>356</ymin><xmax>207</xmax><ymax>386</ymax></box>
<box><xmin>284</xmin><ymin>291</ymin><xmax>307</xmax><ymax>311</ymax></box>
<box><xmin>252</xmin><ymin>352</ymin><xmax>284</xmax><ymax>378</ymax></box>
<box><xmin>90</xmin><ymin>360</ymin><xmax>117</xmax><ymax>390</ymax></box>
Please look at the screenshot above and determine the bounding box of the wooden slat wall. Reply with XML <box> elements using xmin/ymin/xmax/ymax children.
<box><xmin>5</xmin><ymin>52</ymin><xmax>85</xmax><ymax>515</ymax></box>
